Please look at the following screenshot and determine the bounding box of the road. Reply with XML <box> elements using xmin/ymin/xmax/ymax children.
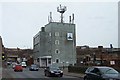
<box><xmin>2</xmin><ymin>67</ymin><xmax>84</xmax><ymax>80</ymax></box>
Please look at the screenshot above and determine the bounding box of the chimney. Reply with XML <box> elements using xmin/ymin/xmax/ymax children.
<box><xmin>41</xmin><ymin>27</ymin><xmax>45</xmax><ymax>32</ymax></box>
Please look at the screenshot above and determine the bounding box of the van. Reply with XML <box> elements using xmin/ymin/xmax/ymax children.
<box><xmin>21</xmin><ymin>62</ymin><xmax>27</xmax><ymax>68</ymax></box>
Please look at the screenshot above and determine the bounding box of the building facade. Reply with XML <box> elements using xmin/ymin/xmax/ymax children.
<box><xmin>4</xmin><ymin>48</ymin><xmax>33</xmax><ymax>66</ymax></box>
<box><xmin>76</xmin><ymin>46</ymin><xmax>120</xmax><ymax>67</ymax></box>
<box><xmin>0</xmin><ymin>36</ymin><xmax>3</xmax><ymax>68</ymax></box>
<box><xmin>33</xmin><ymin>22</ymin><xmax>76</xmax><ymax>67</ymax></box>
<box><xmin>33</xmin><ymin>5</ymin><xmax>76</xmax><ymax>67</ymax></box>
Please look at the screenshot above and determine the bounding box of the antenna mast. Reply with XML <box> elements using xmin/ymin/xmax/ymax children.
<box><xmin>48</xmin><ymin>12</ymin><xmax>53</xmax><ymax>23</ymax></box>
<box><xmin>50</xmin><ymin>12</ymin><xmax>52</xmax><ymax>22</ymax></box>
<box><xmin>57</xmin><ymin>5</ymin><xmax>67</xmax><ymax>23</ymax></box>
<box><xmin>72</xmin><ymin>13</ymin><xmax>74</xmax><ymax>24</ymax></box>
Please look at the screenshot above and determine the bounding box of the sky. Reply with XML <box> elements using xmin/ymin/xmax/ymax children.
<box><xmin>0</xmin><ymin>0</ymin><xmax>119</xmax><ymax>49</ymax></box>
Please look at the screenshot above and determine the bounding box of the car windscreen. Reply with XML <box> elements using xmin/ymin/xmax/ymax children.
<box><xmin>50</xmin><ymin>67</ymin><xmax>60</xmax><ymax>70</ymax></box>
<box><xmin>99</xmin><ymin>68</ymin><xmax>119</xmax><ymax>74</ymax></box>
<box><xmin>31</xmin><ymin>65</ymin><xmax>37</xmax><ymax>67</ymax></box>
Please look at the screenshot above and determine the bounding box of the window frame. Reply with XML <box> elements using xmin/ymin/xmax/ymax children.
<box><xmin>56</xmin><ymin>58</ymin><xmax>60</xmax><ymax>63</ymax></box>
<box><xmin>55</xmin><ymin>40</ymin><xmax>60</xmax><ymax>45</ymax></box>
<box><xmin>55</xmin><ymin>32</ymin><xmax>59</xmax><ymax>36</ymax></box>
<box><xmin>55</xmin><ymin>49</ymin><xmax>60</xmax><ymax>54</ymax></box>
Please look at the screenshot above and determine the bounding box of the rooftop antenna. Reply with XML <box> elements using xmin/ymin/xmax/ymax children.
<box><xmin>69</xmin><ymin>16</ymin><xmax>71</xmax><ymax>23</ymax></box>
<box><xmin>48</xmin><ymin>12</ymin><xmax>53</xmax><ymax>23</ymax></box>
<box><xmin>72</xmin><ymin>13</ymin><xmax>74</xmax><ymax>24</ymax></box>
<box><xmin>50</xmin><ymin>12</ymin><xmax>52</xmax><ymax>22</ymax></box>
<box><xmin>48</xmin><ymin>15</ymin><xmax>50</xmax><ymax>23</ymax></box>
<box><xmin>57</xmin><ymin>4</ymin><xmax>67</xmax><ymax>23</ymax></box>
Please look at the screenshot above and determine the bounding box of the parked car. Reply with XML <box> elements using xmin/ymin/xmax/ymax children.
<box><xmin>14</xmin><ymin>64</ymin><xmax>23</xmax><ymax>72</ymax></box>
<box><xmin>44</xmin><ymin>66</ymin><xmax>63</xmax><ymax>77</ymax></box>
<box><xmin>12</xmin><ymin>62</ymin><xmax>17</xmax><ymax>69</ymax></box>
<box><xmin>20</xmin><ymin>62</ymin><xmax>27</xmax><ymax>68</ymax></box>
<box><xmin>7</xmin><ymin>61</ymin><xmax>12</xmax><ymax>65</ymax></box>
<box><xmin>29</xmin><ymin>64</ymin><xmax>39</xmax><ymax>71</ymax></box>
<box><xmin>84</xmin><ymin>66</ymin><xmax>120</xmax><ymax>80</ymax></box>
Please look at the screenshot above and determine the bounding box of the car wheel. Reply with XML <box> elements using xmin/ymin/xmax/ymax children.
<box><xmin>14</xmin><ymin>70</ymin><xmax>16</xmax><ymax>72</ymax></box>
<box><xmin>46</xmin><ymin>73</ymin><xmax>49</xmax><ymax>77</ymax></box>
<box><xmin>36</xmin><ymin>69</ymin><xmax>38</xmax><ymax>71</ymax></box>
<box><xmin>46</xmin><ymin>72</ymin><xmax>50</xmax><ymax>77</ymax></box>
<box><xmin>84</xmin><ymin>77</ymin><xmax>88</xmax><ymax>80</ymax></box>
<box><xmin>58</xmin><ymin>75</ymin><xmax>62</xmax><ymax>77</ymax></box>
<box><xmin>45</xmin><ymin>72</ymin><xmax>46</xmax><ymax>76</ymax></box>
<box><xmin>60</xmin><ymin>75</ymin><xmax>63</xmax><ymax>77</ymax></box>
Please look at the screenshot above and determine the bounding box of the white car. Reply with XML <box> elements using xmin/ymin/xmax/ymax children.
<box><xmin>21</xmin><ymin>62</ymin><xmax>27</xmax><ymax>68</ymax></box>
<box><xmin>12</xmin><ymin>62</ymin><xmax>17</xmax><ymax>69</ymax></box>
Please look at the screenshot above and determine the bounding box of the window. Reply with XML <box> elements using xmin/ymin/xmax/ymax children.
<box><xmin>55</xmin><ymin>32</ymin><xmax>59</xmax><ymax>36</ymax></box>
<box><xmin>55</xmin><ymin>49</ymin><xmax>60</xmax><ymax>54</ymax></box>
<box><xmin>90</xmin><ymin>68</ymin><xmax>100</xmax><ymax>74</ymax></box>
<box><xmin>37</xmin><ymin>58</ymin><xmax>39</xmax><ymax>62</ymax></box>
<box><xmin>86</xmin><ymin>67</ymin><xmax>94</xmax><ymax>73</ymax></box>
<box><xmin>55</xmin><ymin>40</ymin><xmax>59</xmax><ymax>45</ymax></box>
<box><xmin>56</xmin><ymin>59</ymin><xmax>59</xmax><ymax>63</ymax></box>
<box><xmin>67</xmin><ymin>33</ymin><xmax>73</xmax><ymax>40</ymax></box>
<box><xmin>49</xmin><ymin>33</ymin><xmax>51</xmax><ymax>36</ymax></box>
<box><xmin>48</xmin><ymin>58</ymin><xmax>51</xmax><ymax>64</ymax></box>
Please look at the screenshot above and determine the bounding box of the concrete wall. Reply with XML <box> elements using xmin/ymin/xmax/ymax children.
<box><xmin>45</xmin><ymin>22</ymin><xmax>76</xmax><ymax>66</ymax></box>
<box><xmin>33</xmin><ymin>22</ymin><xmax>76</xmax><ymax>67</ymax></box>
<box><xmin>33</xmin><ymin>31</ymin><xmax>40</xmax><ymax>59</ymax></box>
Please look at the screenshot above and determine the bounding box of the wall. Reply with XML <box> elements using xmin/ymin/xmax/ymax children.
<box><xmin>76</xmin><ymin>46</ymin><xmax>120</xmax><ymax>67</ymax></box>
<box><xmin>45</xmin><ymin>22</ymin><xmax>76</xmax><ymax>66</ymax></box>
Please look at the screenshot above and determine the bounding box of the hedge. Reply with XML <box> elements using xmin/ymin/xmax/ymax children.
<box><xmin>68</xmin><ymin>65</ymin><xmax>120</xmax><ymax>74</ymax></box>
<box><xmin>68</xmin><ymin>66</ymin><xmax>88</xmax><ymax>74</ymax></box>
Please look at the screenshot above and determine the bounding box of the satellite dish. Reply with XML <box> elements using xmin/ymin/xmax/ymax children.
<box><xmin>57</xmin><ymin>5</ymin><xmax>67</xmax><ymax>23</ymax></box>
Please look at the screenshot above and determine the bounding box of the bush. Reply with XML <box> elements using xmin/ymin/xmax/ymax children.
<box><xmin>68</xmin><ymin>65</ymin><xmax>120</xmax><ymax>74</ymax></box>
<box><xmin>68</xmin><ymin>65</ymin><xmax>88</xmax><ymax>74</ymax></box>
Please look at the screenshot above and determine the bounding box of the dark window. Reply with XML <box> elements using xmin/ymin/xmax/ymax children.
<box><xmin>56</xmin><ymin>50</ymin><xmax>59</xmax><ymax>53</ymax></box>
<box><xmin>37</xmin><ymin>58</ymin><xmax>39</xmax><ymax>62</ymax></box>
<box><xmin>56</xmin><ymin>59</ymin><xmax>59</xmax><ymax>63</ymax></box>
<box><xmin>86</xmin><ymin>67</ymin><xmax>94</xmax><ymax>73</ymax></box>
<box><xmin>48</xmin><ymin>58</ymin><xmax>51</xmax><ymax>64</ymax></box>
<box><xmin>55</xmin><ymin>49</ymin><xmax>60</xmax><ymax>54</ymax></box>
<box><xmin>90</xmin><ymin>68</ymin><xmax>100</xmax><ymax>74</ymax></box>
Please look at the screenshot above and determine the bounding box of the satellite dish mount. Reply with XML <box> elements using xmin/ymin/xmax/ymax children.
<box><xmin>57</xmin><ymin>5</ymin><xmax>67</xmax><ymax>23</ymax></box>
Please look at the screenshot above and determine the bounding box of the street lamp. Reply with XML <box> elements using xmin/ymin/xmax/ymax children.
<box><xmin>93</xmin><ymin>52</ymin><xmax>96</xmax><ymax>65</ymax></box>
<box><xmin>62</xmin><ymin>61</ymin><xmax>65</xmax><ymax>69</ymax></box>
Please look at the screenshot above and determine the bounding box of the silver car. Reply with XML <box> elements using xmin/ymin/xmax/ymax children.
<box><xmin>84</xmin><ymin>66</ymin><xmax>120</xmax><ymax>80</ymax></box>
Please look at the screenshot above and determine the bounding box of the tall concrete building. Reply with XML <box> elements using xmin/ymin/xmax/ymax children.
<box><xmin>33</xmin><ymin>5</ymin><xmax>76</xmax><ymax>67</ymax></box>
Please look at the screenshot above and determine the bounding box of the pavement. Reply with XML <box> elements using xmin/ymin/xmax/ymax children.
<box><xmin>62</xmin><ymin>68</ymin><xmax>85</xmax><ymax>78</ymax></box>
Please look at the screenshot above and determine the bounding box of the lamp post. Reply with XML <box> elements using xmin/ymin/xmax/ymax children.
<box><xmin>63</xmin><ymin>61</ymin><xmax>65</xmax><ymax>70</ymax></box>
<box><xmin>93</xmin><ymin>52</ymin><xmax>96</xmax><ymax>65</ymax></box>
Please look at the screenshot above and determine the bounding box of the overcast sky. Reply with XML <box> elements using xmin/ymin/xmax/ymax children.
<box><xmin>0</xmin><ymin>0</ymin><xmax>119</xmax><ymax>48</ymax></box>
